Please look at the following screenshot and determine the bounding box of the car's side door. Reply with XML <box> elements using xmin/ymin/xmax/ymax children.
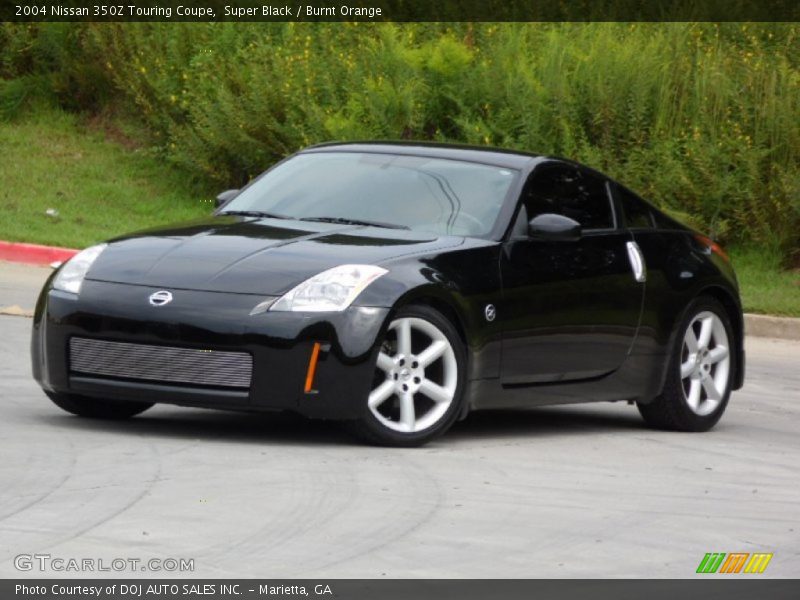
<box><xmin>499</xmin><ymin>161</ymin><xmax>645</xmax><ymax>385</ymax></box>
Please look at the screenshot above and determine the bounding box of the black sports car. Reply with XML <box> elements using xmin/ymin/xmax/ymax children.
<box><xmin>32</xmin><ymin>143</ymin><xmax>744</xmax><ymax>446</ymax></box>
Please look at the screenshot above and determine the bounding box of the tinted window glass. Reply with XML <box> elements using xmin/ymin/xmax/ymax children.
<box><xmin>615</xmin><ymin>184</ymin><xmax>654</xmax><ymax>229</ymax></box>
<box><xmin>651</xmin><ymin>209</ymin><xmax>682</xmax><ymax>230</ymax></box>
<box><xmin>222</xmin><ymin>152</ymin><xmax>518</xmax><ymax>237</ymax></box>
<box><xmin>524</xmin><ymin>164</ymin><xmax>614</xmax><ymax>230</ymax></box>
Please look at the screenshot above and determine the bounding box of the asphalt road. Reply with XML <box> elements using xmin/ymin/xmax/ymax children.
<box><xmin>0</xmin><ymin>261</ymin><xmax>50</xmax><ymax>316</ymax></box>
<box><xmin>1</xmin><ymin>307</ymin><xmax>799</xmax><ymax>579</ymax></box>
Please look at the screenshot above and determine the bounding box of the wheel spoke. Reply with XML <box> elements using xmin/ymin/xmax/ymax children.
<box><xmin>396</xmin><ymin>319</ymin><xmax>412</xmax><ymax>356</ymax></box>
<box><xmin>702</xmin><ymin>377</ymin><xmax>721</xmax><ymax>401</ymax></box>
<box><xmin>419</xmin><ymin>378</ymin><xmax>452</xmax><ymax>404</ymax></box>
<box><xmin>697</xmin><ymin>316</ymin><xmax>713</xmax><ymax>349</ymax></box>
<box><xmin>368</xmin><ymin>380</ymin><xmax>394</xmax><ymax>409</ymax></box>
<box><xmin>377</xmin><ymin>352</ymin><xmax>395</xmax><ymax>373</ymax></box>
<box><xmin>684</xmin><ymin>328</ymin><xmax>699</xmax><ymax>353</ymax></box>
<box><xmin>707</xmin><ymin>346</ymin><xmax>729</xmax><ymax>364</ymax></box>
<box><xmin>399</xmin><ymin>392</ymin><xmax>415</xmax><ymax>429</ymax></box>
<box><xmin>370</xmin><ymin>315</ymin><xmax>459</xmax><ymax>434</ymax></box>
<box><xmin>680</xmin><ymin>359</ymin><xmax>695</xmax><ymax>379</ymax></box>
<box><xmin>686</xmin><ymin>379</ymin><xmax>702</xmax><ymax>411</ymax></box>
<box><xmin>681</xmin><ymin>311</ymin><xmax>730</xmax><ymax>417</ymax></box>
<box><xmin>417</xmin><ymin>339</ymin><xmax>447</xmax><ymax>368</ymax></box>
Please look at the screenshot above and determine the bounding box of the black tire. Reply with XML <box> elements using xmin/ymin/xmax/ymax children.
<box><xmin>346</xmin><ymin>304</ymin><xmax>467</xmax><ymax>447</ymax></box>
<box><xmin>637</xmin><ymin>296</ymin><xmax>736</xmax><ymax>432</ymax></box>
<box><xmin>46</xmin><ymin>391</ymin><xmax>154</xmax><ymax>420</ymax></box>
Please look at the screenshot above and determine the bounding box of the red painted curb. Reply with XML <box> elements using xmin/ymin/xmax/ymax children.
<box><xmin>0</xmin><ymin>241</ymin><xmax>78</xmax><ymax>266</ymax></box>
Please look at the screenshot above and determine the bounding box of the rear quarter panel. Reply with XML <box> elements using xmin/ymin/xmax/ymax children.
<box><xmin>631</xmin><ymin>229</ymin><xmax>744</xmax><ymax>396</ymax></box>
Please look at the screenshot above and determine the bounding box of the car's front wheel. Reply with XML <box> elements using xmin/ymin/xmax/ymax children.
<box><xmin>347</xmin><ymin>304</ymin><xmax>466</xmax><ymax>446</ymax></box>
<box><xmin>638</xmin><ymin>296</ymin><xmax>735</xmax><ymax>431</ymax></box>
<box><xmin>46</xmin><ymin>391</ymin><xmax>154</xmax><ymax>419</ymax></box>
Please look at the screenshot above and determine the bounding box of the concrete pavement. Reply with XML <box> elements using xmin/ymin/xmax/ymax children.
<box><xmin>0</xmin><ymin>313</ymin><xmax>798</xmax><ymax>578</ymax></box>
<box><xmin>0</xmin><ymin>258</ymin><xmax>798</xmax><ymax>577</ymax></box>
<box><xmin>0</xmin><ymin>261</ymin><xmax>50</xmax><ymax>316</ymax></box>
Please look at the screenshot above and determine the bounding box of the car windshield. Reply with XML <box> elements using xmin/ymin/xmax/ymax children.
<box><xmin>220</xmin><ymin>151</ymin><xmax>518</xmax><ymax>237</ymax></box>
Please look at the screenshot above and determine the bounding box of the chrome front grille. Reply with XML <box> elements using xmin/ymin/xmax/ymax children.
<box><xmin>69</xmin><ymin>337</ymin><xmax>252</xmax><ymax>389</ymax></box>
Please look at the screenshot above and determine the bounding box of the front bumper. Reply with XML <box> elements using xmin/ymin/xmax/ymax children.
<box><xmin>31</xmin><ymin>279</ymin><xmax>390</xmax><ymax>420</ymax></box>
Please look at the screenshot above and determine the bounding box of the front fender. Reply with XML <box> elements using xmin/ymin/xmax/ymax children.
<box><xmin>354</xmin><ymin>243</ymin><xmax>504</xmax><ymax>380</ymax></box>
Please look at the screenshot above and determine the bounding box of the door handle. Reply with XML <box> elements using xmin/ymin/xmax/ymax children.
<box><xmin>626</xmin><ymin>241</ymin><xmax>647</xmax><ymax>283</ymax></box>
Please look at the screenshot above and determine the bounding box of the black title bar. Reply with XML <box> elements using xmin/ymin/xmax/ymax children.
<box><xmin>2</xmin><ymin>0</ymin><xmax>800</xmax><ymax>22</ymax></box>
<box><xmin>5</xmin><ymin>579</ymin><xmax>800</xmax><ymax>600</ymax></box>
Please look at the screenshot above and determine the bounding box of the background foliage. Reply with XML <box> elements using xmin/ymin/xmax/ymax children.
<box><xmin>1</xmin><ymin>22</ymin><xmax>798</xmax><ymax>262</ymax></box>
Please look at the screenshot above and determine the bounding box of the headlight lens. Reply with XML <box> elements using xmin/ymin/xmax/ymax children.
<box><xmin>52</xmin><ymin>243</ymin><xmax>107</xmax><ymax>294</ymax></box>
<box><xmin>270</xmin><ymin>264</ymin><xmax>388</xmax><ymax>312</ymax></box>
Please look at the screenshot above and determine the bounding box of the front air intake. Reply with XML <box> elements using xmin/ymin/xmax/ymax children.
<box><xmin>69</xmin><ymin>337</ymin><xmax>253</xmax><ymax>389</ymax></box>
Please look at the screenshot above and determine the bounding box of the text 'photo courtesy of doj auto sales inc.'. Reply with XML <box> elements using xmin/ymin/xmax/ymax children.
<box><xmin>14</xmin><ymin>583</ymin><xmax>336</xmax><ymax>598</ymax></box>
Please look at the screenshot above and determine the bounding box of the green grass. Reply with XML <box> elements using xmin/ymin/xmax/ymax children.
<box><xmin>5</xmin><ymin>23</ymin><xmax>798</xmax><ymax>250</ymax></box>
<box><xmin>1</xmin><ymin>108</ymin><xmax>797</xmax><ymax>317</ymax></box>
<box><xmin>730</xmin><ymin>247</ymin><xmax>800</xmax><ymax>318</ymax></box>
<box><xmin>0</xmin><ymin>108</ymin><xmax>209</xmax><ymax>249</ymax></box>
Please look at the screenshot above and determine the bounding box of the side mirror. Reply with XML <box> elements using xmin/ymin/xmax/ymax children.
<box><xmin>215</xmin><ymin>189</ymin><xmax>240</xmax><ymax>208</ymax></box>
<box><xmin>528</xmin><ymin>213</ymin><xmax>582</xmax><ymax>241</ymax></box>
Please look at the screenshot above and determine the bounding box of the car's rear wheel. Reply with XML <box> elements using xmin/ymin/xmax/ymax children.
<box><xmin>46</xmin><ymin>391</ymin><xmax>154</xmax><ymax>419</ymax></box>
<box><xmin>638</xmin><ymin>296</ymin><xmax>735</xmax><ymax>431</ymax></box>
<box><xmin>347</xmin><ymin>304</ymin><xmax>466</xmax><ymax>446</ymax></box>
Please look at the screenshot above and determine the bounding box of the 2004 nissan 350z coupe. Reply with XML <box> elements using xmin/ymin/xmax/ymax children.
<box><xmin>32</xmin><ymin>143</ymin><xmax>745</xmax><ymax>446</ymax></box>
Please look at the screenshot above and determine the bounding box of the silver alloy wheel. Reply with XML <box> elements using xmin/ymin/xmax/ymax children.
<box><xmin>680</xmin><ymin>310</ymin><xmax>731</xmax><ymax>416</ymax></box>
<box><xmin>369</xmin><ymin>317</ymin><xmax>458</xmax><ymax>433</ymax></box>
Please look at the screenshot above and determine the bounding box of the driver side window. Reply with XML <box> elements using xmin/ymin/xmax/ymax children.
<box><xmin>523</xmin><ymin>163</ymin><xmax>615</xmax><ymax>230</ymax></box>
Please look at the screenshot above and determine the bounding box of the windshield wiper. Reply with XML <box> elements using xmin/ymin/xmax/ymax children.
<box><xmin>299</xmin><ymin>216</ymin><xmax>410</xmax><ymax>230</ymax></box>
<box><xmin>219</xmin><ymin>210</ymin><xmax>290</xmax><ymax>219</ymax></box>
<box><xmin>222</xmin><ymin>211</ymin><xmax>410</xmax><ymax>230</ymax></box>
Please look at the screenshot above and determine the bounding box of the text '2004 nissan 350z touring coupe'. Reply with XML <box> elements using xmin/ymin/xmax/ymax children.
<box><xmin>32</xmin><ymin>143</ymin><xmax>744</xmax><ymax>446</ymax></box>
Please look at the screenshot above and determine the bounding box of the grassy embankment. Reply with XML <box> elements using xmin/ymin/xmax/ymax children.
<box><xmin>0</xmin><ymin>109</ymin><xmax>208</xmax><ymax>249</ymax></box>
<box><xmin>0</xmin><ymin>108</ymin><xmax>797</xmax><ymax>317</ymax></box>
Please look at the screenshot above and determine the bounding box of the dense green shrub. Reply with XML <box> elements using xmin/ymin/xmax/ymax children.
<box><xmin>0</xmin><ymin>24</ymin><xmax>110</xmax><ymax>116</ymax></box>
<box><xmin>1</xmin><ymin>22</ymin><xmax>798</xmax><ymax>258</ymax></box>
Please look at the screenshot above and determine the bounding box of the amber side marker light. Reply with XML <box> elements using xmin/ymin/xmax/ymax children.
<box><xmin>304</xmin><ymin>342</ymin><xmax>322</xmax><ymax>394</ymax></box>
<box><xmin>694</xmin><ymin>233</ymin><xmax>730</xmax><ymax>263</ymax></box>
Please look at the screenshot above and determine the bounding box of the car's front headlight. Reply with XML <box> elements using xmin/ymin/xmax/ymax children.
<box><xmin>52</xmin><ymin>243</ymin><xmax>107</xmax><ymax>294</ymax></box>
<box><xmin>269</xmin><ymin>264</ymin><xmax>388</xmax><ymax>312</ymax></box>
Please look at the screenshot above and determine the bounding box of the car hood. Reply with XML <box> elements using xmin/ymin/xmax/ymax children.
<box><xmin>86</xmin><ymin>216</ymin><xmax>463</xmax><ymax>295</ymax></box>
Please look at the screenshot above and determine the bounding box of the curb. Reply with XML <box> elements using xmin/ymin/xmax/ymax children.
<box><xmin>0</xmin><ymin>305</ymin><xmax>34</xmax><ymax>318</ymax></box>
<box><xmin>0</xmin><ymin>240</ymin><xmax>798</xmax><ymax>342</ymax></box>
<box><xmin>744</xmin><ymin>314</ymin><xmax>800</xmax><ymax>342</ymax></box>
<box><xmin>0</xmin><ymin>240</ymin><xmax>78</xmax><ymax>266</ymax></box>
<box><xmin>0</xmin><ymin>299</ymin><xmax>798</xmax><ymax>342</ymax></box>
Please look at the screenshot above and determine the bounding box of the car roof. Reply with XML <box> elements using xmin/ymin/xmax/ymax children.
<box><xmin>301</xmin><ymin>141</ymin><xmax>541</xmax><ymax>170</ymax></box>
